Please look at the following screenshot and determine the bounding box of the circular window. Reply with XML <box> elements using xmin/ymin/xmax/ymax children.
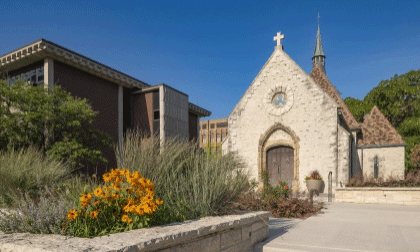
<box><xmin>272</xmin><ymin>93</ymin><xmax>287</xmax><ymax>107</ymax></box>
<box><xmin>263</xmin><ymin>84</ymin><xmax>294</xmax><ymax>116</ymax></box>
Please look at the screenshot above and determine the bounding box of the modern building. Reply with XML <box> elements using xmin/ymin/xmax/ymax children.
<box><xmin>0</xmin><ymin>39</ymin><xmax>211</xmax><ymax>174</ymax></box>
<box><xmin>199</xmin><ymin>118</ymin><xmax>228</xmax><ymax>153</ymax></box>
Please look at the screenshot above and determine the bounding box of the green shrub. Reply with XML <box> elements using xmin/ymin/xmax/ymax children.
<box><xmin>0</xmin><ymin>146</ymin><xmax>74</xmax><ymax>207</ymax></box>
<box><xmin>115</xmin><ymin>130</ymin><xmax>249</xmax><ymax>223</ymax></box>
<box><xmin>263</xmin><ymin>180</ymin><xmax>291</xmax><ymax>200</ymax></box>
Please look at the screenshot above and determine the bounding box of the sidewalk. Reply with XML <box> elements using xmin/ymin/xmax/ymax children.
<box><xmin>257</xmin><ymin>202</ymin><xmax>420</xmax><ymax>252</ymax></box>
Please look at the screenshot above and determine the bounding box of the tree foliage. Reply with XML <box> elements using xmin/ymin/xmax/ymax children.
<box><xmin>344</xmin><ymin>69</ymin><xmax>420</xmax><ymax>171</ymax></box>
<box><xmin>0</xmin><ymin>80</ymin><xmax>113</xmax><ymax>168</ymax></box>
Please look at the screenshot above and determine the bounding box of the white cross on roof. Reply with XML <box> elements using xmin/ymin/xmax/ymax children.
<box><xmin>274</xmin><ymin>32</ymin><xmax>284</xmax><ymax>46</ymax></box>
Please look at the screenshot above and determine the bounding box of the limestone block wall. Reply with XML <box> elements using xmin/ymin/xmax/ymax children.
<box><xmin>225</xmin><ymin>47</ymin><xmax>339</xmax><ymax>192</ymax></box>
<box><xmin>0</xmin><ymin>212</ymin><xmax>270</xmax><ymax>252</ymax></box>
<box><xmin>336</xmin><ymin>188</ymin><xmax>420</xmax><ymax>205</ymax></box>
<box><xmin>337</xmin><ymin>125</ymin><xmax>350</xmax><ymax>187</ymax></box>
<box><xmin>357</xmin><ymin>146</ymin><xmax>405</xmax><ymax>179</ymax></box>
<box><xmin>161</xmin><ymin>85</ymin><xmax>189</xmax><ymax>141</ymax></box>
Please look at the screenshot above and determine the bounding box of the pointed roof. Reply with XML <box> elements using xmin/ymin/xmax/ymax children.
<box><xmin>358</xmin><ymin>106</ymin><xmax>406</xmax><ymax>147</ymax></box>
<box><xmin>310</xmin><ymin>65</ymin><xmax>359</xmax><ymax>129</ymax></box>
<box><xmin>313</xmin><ymin>24</ymin><xmax>325</xmax><ymax>58</ymax></box>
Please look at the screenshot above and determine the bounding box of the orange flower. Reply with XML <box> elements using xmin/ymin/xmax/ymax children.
<box><xmin>156</xmin><ymin>199</ymin><xmax>163</xmax><ymax>205</ymax></box>
<box><xmin>90</xmin><ymin>211</ymin><xmax>99</xmax><ymax>219</ymax></box>
<box><xmin>67</xmin><ymin>209</ymin><xmax>78</xmax><ymax>221</ymax></box>
<box><xmin>93</xmin><ymin>200</ymin><xmax>101</xmax><ymax>206</ymax></box>
<box><xmin>94</xmin><ymin>187</ymin><xmax>104</xmax><ymax>197</ymax></box>
<box><xmin>121</xmin><ymin>214</ymin><xmax>129</xmax><ymax>222</ymax></box>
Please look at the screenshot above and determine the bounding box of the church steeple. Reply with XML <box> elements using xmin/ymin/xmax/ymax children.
<box><xmin>312</xmin><ymin>13</ymin><xmax>326</xmax><ymax>73</ymax></box>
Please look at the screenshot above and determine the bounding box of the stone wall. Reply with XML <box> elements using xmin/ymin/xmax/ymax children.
<box><xmin>335</xmin><ymin>188</ymin><xmax>420</xmax><ymax>205</ymax></box>
<box><xmin>357</xmin><ymin>146</ymin><xmax>405</xmax><ymax>179</ymax></box>
<box><xmin>0</xmin><ymin>211</ymin><xmax>270</xmax><ymax>252</ymax></box>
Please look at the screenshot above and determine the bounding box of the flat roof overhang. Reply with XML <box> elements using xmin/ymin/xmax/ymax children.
<box><xmin>0</xmin><ymin>39</ymin><xmax>149</xmax><ymax>89</ymax></box>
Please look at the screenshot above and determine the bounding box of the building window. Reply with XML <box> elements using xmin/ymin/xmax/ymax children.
<box><xmin>210</xmin><ymin>133</ymin><xmax>214</xmax><ymax>143</ymax></box>
<box><xmin>202</xmin><ymin>134</ymin><xmax>206</xmax><ymax>144</ymax></box>
<box><xmin>6</xmin><ymin>66</ymin><xmax>44</xmax><ymax>87</ymax></box>
<box><xmin>221</xmin><ymin>132</ymin><xmax>226</xmax><ymax>141</ymax></box>
<box><xmin>216</xmin><ymin>133</ymin><xmax>221</xmax><ymax>142</ymax></box>
<box><xmin>153</xmin><ymin>110</ymin><xmax>160</xmax><ymax>120</ymax></box>
<box><xmin>216</xmin><ymin>122</ymin><xmax>228</xmax><ymax>128</ymax></box>
<box><xmin>202</xmin><ymin>124</ymin><xmax>207</xmax><ymax>130</ymax></box>
<box><xmin>210</xmin><ymin>124</ymin><xmax>215</xmax><ymax>129</ymax></box>
<box><xmin>374</xmin><ymin>156</ymin><xmax>379</xmax><ymax>179</ymax></box>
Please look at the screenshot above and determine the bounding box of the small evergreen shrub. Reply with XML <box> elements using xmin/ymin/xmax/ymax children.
<box><xmin>64</xmin><ymin>168</ymin><xmax>163</xmax><ymax>237</ymax></box>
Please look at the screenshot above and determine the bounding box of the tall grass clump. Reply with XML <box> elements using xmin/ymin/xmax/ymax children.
<box><xmin>116</xmin><ymin>130</ymin><xmax>249</xmax><ymax>224</ymax></box>
<box><xmin>0</xmin><ymin>146</ymin><xmax>74</xmax><ymax>207</ymax></box>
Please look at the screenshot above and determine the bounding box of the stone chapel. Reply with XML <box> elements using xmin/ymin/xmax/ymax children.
<box><xmin>222</xmin><ymin>25</ymin><xmax>406</xmax><ymax>192</ymax></box>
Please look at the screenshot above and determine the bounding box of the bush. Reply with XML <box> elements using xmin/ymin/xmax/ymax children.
<box><xmin>237</xmin><ymin>192</ymin><xmax>321</xmax><ymax>219</ymax></box>
<box><xmin>0</xmin><ymin>80</ymin><xmax>113</xmax><ymax>168</ymax></box>
<box><xmin>0</xmin><ymin>187</ymin><xmax>72</xmax><ymax>234</ymax></box>
<box><xmin>0</xmin><ymin>146</ymin><xmax>73</xmax><ymax>207</ymax></box>
<box><xmin>263</xmin><ymin>180</ymin><xmax>291</xmax><ymax>199</ymax></box>
<box><xmin>64</xmin><ymin>168</ymin><xmax>163</xmax><ymax>237</ymax></box>
<box><xmin>347</xmin><ymin>172</ymin><xmax>420</xmax><ymax>187</ymax></box>
<box><xmin>115</xmin><ymin>130</ymin><xmax>249</xmax><ymax>223</ymax></box>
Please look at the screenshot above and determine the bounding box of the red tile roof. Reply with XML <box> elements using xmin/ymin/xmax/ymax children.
<box><xmin>309</xmin><ymin>65</ymin><xmax>360</xmax><ymax>129</ymax></box>
<box><xmin>358</xmin><ymin>106</ymin><xmax>406</xmax><ymax>147</ymax></box>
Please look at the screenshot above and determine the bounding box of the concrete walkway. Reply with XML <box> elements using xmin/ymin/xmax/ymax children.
<box><xmin>258</xmin><ymin>202</ymin><xmax>420</xmax><ymax>252</ymax></box>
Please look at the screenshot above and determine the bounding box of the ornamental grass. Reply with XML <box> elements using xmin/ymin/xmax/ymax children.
<box><xmin>0</xmin><ymin>146</ymin><xmax>73</xmax><ymax>207</ymax></box>
<box><xmin>115</xmin><ymin>130</ymin><xmax>249</xmax><ymax>224</ymax></box>
<box><xmin>64</xmin><ymin>168</ymin><xmax>163</xmax><ymax>237</ymax></box>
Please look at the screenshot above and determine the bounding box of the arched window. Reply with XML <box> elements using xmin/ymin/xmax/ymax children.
<box><xmin>374</xmin><ymin>156</ymin><xmax>379</xmax><ymax>179</ymax></box>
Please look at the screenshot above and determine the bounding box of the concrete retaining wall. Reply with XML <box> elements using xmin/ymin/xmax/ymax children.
<box><xmin>335</xmin><ymin>187</ymin><xmax>420</xmax><ymax>205</ymax></box>
<box><xmin>0</xmin><ymin>211</ymin><xmax>270</xmax><ymax>252</ymax></box>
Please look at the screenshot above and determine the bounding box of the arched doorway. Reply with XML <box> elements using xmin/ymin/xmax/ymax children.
<box><xmin>266</xmin><ymin>146</ymin><xmax>294</xmax><ymax>187</ymax></box>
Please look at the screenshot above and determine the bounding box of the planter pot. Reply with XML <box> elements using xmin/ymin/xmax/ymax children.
<box><xmin>306</xmin><ymin>180</ymin><xmax>325</xmax><ymax>193</ymax></box>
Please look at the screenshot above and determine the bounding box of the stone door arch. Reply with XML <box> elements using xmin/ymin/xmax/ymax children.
<box><xmin>258</xmin><ymin>123</ymin><xmax>300</xmax><ymax>191</ymax></box>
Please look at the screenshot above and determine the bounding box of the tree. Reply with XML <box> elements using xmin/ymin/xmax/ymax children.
<box><xmin>0</xmin><ymin>80</ymin><xmax>113</xmax><ymax>168</ymax></box>
<box><xmin>344</xmin><ymin>69</ymin><xmax>420</xmax><ymax>171</ymax></box>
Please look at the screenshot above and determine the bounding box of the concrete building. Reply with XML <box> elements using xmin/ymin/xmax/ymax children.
<box><xmin>222</xmin><ymin>24</ymin><xmax>406</xmax><ymax>192</ymax></box>
<box><xmin>199</xmin><ymin>118</ymin><xmax>228</xmax><ymax>154</ymax></box>
<box><xmin>0</xmin><ymin>39</ymin><xmax>210</xmax><ymax>174</ymax></box>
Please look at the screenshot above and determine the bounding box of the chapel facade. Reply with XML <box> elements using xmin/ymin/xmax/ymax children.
<box><xmin>222</xmin><ymin>26</ymin><xmax>406</xmax><ymax>192</ymax></box>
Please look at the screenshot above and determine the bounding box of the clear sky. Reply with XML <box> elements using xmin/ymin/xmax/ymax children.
<box><xmin>1</xmin><ymin>0</ymin><xmax>419</xmax><ymax>120</ymax></box>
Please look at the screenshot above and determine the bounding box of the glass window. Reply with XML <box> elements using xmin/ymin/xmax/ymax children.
<box><xmin>210</xmin><ymin>124</ymin><xmax>215</xmax><ymax>129</ymax></box>
<box><xmin>202</xmin><ymin>134</ymin><xmax>206</xmax><ymax>144</ymax></box>
<box><xmin>216</xmin><ymin>133</ymin><xmax>221</xmax><ymax>142</ymax></box>
<box><xmin>202</xmin><ymin>124</ymin><xmax>207</xmax><ymax>130</ymax></box>
<box><xmin>210</xmin><ymin>134</ymin><xmax>214</xmax><ymax>143</ymax></box>
<box><xmin>374</xmin><ymin>156</ymin><xmax>379</xmax><ymax>178</ymax></box>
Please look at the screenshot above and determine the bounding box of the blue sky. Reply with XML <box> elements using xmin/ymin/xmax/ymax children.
<box><xmin>1</xmin><ymin>0</ymin><xmax>419</xmax><ymax>120</ymax></box>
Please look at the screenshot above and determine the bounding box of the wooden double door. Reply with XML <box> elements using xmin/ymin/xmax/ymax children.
<box><xmin>267</xmin><ymin>146</ymin><xmax>294</xmax><ymax>188</ymax></box>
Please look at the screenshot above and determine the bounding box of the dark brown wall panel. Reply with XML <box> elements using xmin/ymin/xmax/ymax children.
<box><xmin>189</xmin><ymin>113</ymin><xmax>198</xmax><ymax>142</ymax></box>
<box><xmin>53</xmin><ymin>61</ymin><xmax>119</xmax><ymax>174</ymax></box>
<box><xmin>131</xmin><ymin>92</ymin><xmax>153</xmax><ymax>135</ymax></box>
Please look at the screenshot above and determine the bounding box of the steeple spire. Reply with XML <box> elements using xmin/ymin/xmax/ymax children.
<box><xmin>312</xmin><ymin>13</ymin><xmax>326</xmax><ymax>73</ymax></box>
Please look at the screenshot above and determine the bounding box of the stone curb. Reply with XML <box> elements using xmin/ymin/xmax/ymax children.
<box><xmin>0</xmin><ymin>211</ymin><xmax>270</xmax><ymax>252</ymax></box>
